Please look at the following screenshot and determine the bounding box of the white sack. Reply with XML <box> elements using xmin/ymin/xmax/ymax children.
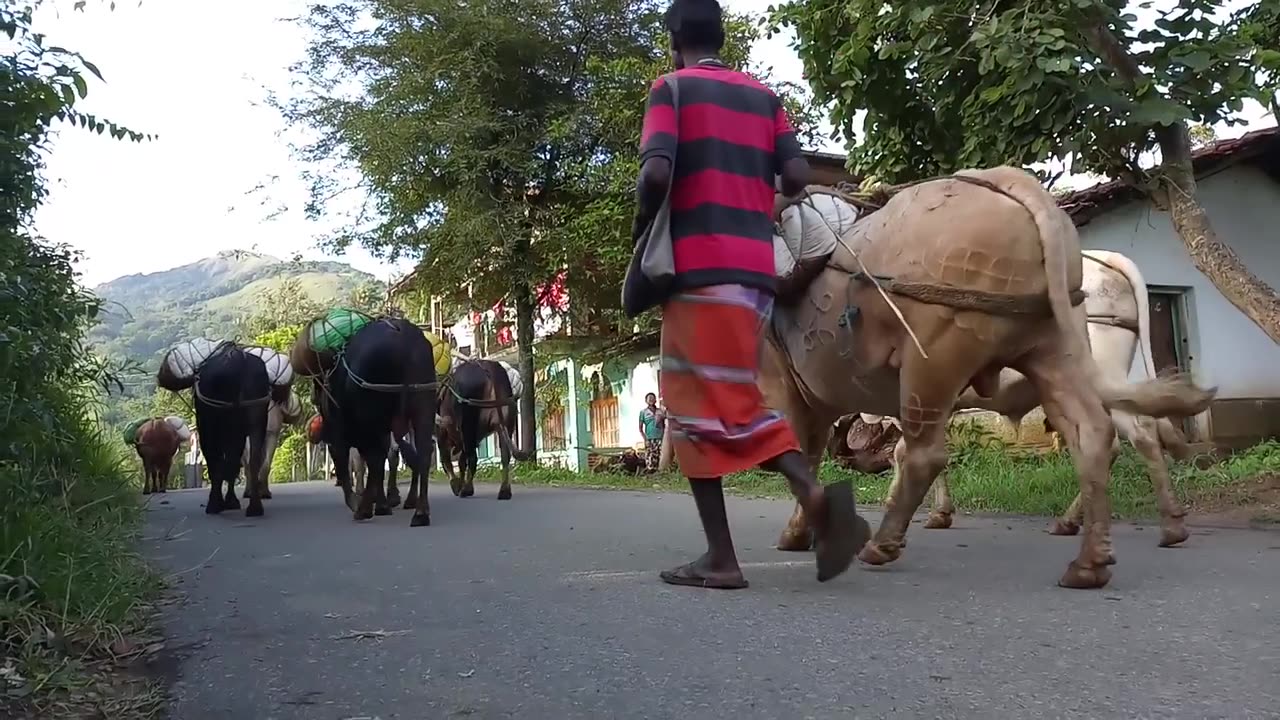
<box><xmin>497</xmin><ymin>360</ymin><xmax>523</xmax><ymax>399</ymax></box>
<box><xmin>163</xmin><ymin>415</ymin><xmax>192</xmax><ymax>442</ymax></box>
<box><xmin>774</xmin><ymin>193</ymin><xmax>859</xmax><ymax>276</ymax></box>
<box><xmin>244</xmin><ymin>346</ymin><xmax>294</xmax><ymax>386</ymax></box>
<box><xmin>162</xmin><ymin>338</ymin><xmax>222</xmax><ymax>382</ymax></box>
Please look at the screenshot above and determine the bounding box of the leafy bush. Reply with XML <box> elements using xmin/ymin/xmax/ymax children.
<box><xmin>1</xmin><ymin>3</ymin><xmax>158</xmax><ymax>713</ymax></box>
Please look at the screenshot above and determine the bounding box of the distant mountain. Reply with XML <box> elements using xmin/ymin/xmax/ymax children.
<box><xmin>89</xmin><ymin>250</ymin><xmax>380</xmax><ymax>367</ymax></box>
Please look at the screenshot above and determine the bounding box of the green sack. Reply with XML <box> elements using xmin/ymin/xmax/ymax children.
<box><xmin>122</xmin><ymin>417</ymin><xmax>150</xmax><ymax>445</ymax></box>
<box><xmin>307</xmin><ymin>308</ymin><xmax>374</xmax><ymax>353</ymax></box>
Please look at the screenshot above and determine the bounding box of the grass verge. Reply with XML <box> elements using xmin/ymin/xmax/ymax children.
<box><xmin>1</xmin><ymin>423</ymin><xmax>164</xmax><ymax>719</ymax></box>
<box><xmin>478</xmin><ymin>436</ymin><xmax>1280</xmax><ymax>522</ymax></box>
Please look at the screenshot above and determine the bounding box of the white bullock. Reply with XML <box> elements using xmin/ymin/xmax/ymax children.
<box><xmin>863</xmin><ymin>250</ymin><xmax>1195</xmax><ymax>548</ymax></box>
<box><xmin>240</xmin><ymin>393</ymin><xmax>305</xmax><ymax>499</ymax></box>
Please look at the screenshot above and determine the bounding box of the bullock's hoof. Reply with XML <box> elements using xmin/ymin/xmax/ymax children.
<box><xmin>461</xmin><ymin>485</ymin><xmax>475</xmax><ymax>498</ymax></box>
<box><xmin>224</xmin><ymin>495</ymin><xmax>242</xmax><ymax>511</ymax></box>
<box><xmin>450</xmin><ymin>478</ymin><xmax>463</xmax><ymax>497</ymax></box>
<box><xmin>205</xmin><ymin>502</ymin><xmax>223</xmax><ymax>515</ymax></box>
<box><xmin>497</xmin><ymin>487</ymin><xmax>512</xmax><ymax>501</ymax></box>
<box><xmin>387</xmin><ymin>494</ymin><xmax>402</xmax><ymax>508</ymax></box>
<box><xmin>1158</xmin><ymin>524</ymin><xmax>1190</xmax><ymax>548</ymax></box>
<box><xmin>374</xmin><ymin>505</ymin><xmax>393</xmax><ymax>517</ymax></box>
<box><xmin>142</xmin><ymin>487</ymin><xmax>152</xmax><ymax>496</ymax></box>
<box><xmin>857</xmin><ymin>542</ymin><xmax>899</xmax><ymax>566</ymax></box>
<box><xmin>410</xmin><ymin>513</ymin><xmax>431</xmax><ymax>527</ymax></box>
<box><xmin>402</xmin><ymin>496</ymin><xmax>417</xmax><ymax>510</ymax></box>
<box><xmin>1058</xmin><ymin>561</ymin><xmax>1112</xmax><ymax>589</ymax></box>
<box><xmin>1049</xmin><ymin>519</ymin><xmax>1080</xmax><ymax>536</ymax></box>
<box><xmin>246</xmin><ymin>502</ymin><xmax>265</xmax><ymax>518</ymax></box>
<box><xmin>261</xmin><ymin>490</ymin><xmax>273</xmax><ymax>500</ymax></box>
<box><xmin>353</xmin><ymin>506</ymin><xmax>374</xmax><ymax>521</ymax></box>
<box><xmin>775</xmin><ymin>529</ymin><xmax>814</xmax><ymax>552</ymax></box>
<box><xmin>923</xmin><ymin>512</ymin><xmax>953</xmax><ymax>529</ymax></box>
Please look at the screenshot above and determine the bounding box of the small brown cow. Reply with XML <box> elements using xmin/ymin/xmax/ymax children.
<box><xmin>135</xmin><ymin>418</ymin><xmax>182</xmax><ymax>495</ymax></box>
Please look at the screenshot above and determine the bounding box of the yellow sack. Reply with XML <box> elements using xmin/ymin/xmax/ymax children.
<box><xmin>424</xmin><ymin>331</ymin><xmax>451</xmax><ymax>378</ymax></box>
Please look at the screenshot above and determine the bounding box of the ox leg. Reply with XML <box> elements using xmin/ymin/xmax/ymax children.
<box><xmin>366</xmin><ymin>443</ymin><xmax>393</xmax><ymax>517</ymax></box>
<box><xmin>330</xmin><ymin>444</ymin><xmax>359</xmax><ymax>514</ymax></box>
<box><xmin>1118</xmin><ymin>412</ymin><xmax>1189</xmax><ymax>547</ymax></box>
<box><xmin>772</xmin><ymin>388</ymin><xmax>832</xmax><ymax>553</ymax></box>
<box><xmin>403</xmin><ymin>445</ymin><xmax>422</xmax><ymax>510</ymax></box>
<box><xmin>860</xmin><ymin>350</ymin><xmax>971</xmax><ymax>567</ymax></box>
<box><xmin>496</xmin><ymin>425</ymin><xmax>516</xmax><ymax>500</ymax></box>
<box><xmin>1018</xmin><ymin>348</ymin><xmax>1116</xmax><ymax>590</ymax></box>
<box><xmin>1050</xmin><ymin>434</ymin><xmax>1120</xmax><ymax>536</ymax></box>
<box><xmin>461</xmin><ymin>445</ymin><xmax>477</xmax><ymax>498</ymax></box>
<box><xmin>223</xmin><ymin>462</ymin><xmax>242</xmax><ymax>511</ymax></box>
<box><xmin>352</xmin><ymin>447</ymin><xmax>378</xmax><ymax>521</ymax></box>
<box><xmin>439</xmin><ymin>436</ymin><xmax>462</xmax><ymax>497</ymax></box>
<box><xmin>407</xmin><ymin>400</ymin><xmax>436</xmax><ymax>527</ymax></box>
<box><xmin>141</xmin><ymin>456</ymin><xmax>153</xmax><ymax>495</ymax></box>
<box><xmin>923</xmin><ymin>459</ymin><xmax>955</xmax><ymax>529</ymax></box>
<box><xmin>244</xmin><ymin>424</ymin><xmax>266</xmax><ymax>518</ymax></box>
<box><xmin>244</xmin><ymin>430</ymin><xmax>278</xmax><ymax>500</ymax></box>
<box><xmin>386</xmin><ymin>443</ymin><xmax>403</xmax><ymax>508</ymax></box>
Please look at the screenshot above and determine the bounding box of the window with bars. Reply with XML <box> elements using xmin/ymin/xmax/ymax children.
<box><xmin>541</xmin><ymin>407</ymin><xmax>568</xmax><ymax>451</ymax></box>
<box><xmin>589</xmin><ymin>396</ymin><xmax>620</xmax><ymax>448</ymax></box>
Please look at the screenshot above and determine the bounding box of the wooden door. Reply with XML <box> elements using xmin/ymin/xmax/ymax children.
<box><xmin>1148</xmin><ymin>292</ymin><xmax>1185</xmax><ymax>374</ymax></box>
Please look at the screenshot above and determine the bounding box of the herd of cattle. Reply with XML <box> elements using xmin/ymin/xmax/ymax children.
<box><xmin>132</xmin><ymin>316</ymin><xmax>526</xmax><ymax>528</ymax></box>
<box><xmin>129</xmin><ymin>169</ymin><xmax>1219</xmax><ymax>590</ymax></box>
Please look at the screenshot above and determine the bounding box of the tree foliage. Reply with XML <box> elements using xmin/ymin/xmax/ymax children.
<box><xmin>772</xmin><ymin>0</ymin><xmax>1276</xmax><ymax>185</ymax></box>
<box><xmin>2</xmin><ymin>2</ymin><xmax>159</xmax><ymax>703</ymax></box>
<box><xmin>771</xmin><ymin>0</ymin><xmax>1280</xmax><ymax>344</ymax></box>
<box><xmin>285</xmin><ymin>0</ymin><xmax>821</xmax><ymax>454</ymax></box>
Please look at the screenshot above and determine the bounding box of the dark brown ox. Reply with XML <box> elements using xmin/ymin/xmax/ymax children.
<box><xmin>436</xmin><ymin>359</ymin><xmax>529</xmax><ymax>500</ymax></box>
<box><xmin>134</xmin><ymin>419</ymin><xmax>182</xmax><ymax>495</ymax></box>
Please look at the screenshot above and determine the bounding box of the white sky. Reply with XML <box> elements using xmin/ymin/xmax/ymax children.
<box><xmin>29</xmin><ymin>0</ymin><xmax>1276</xmax><ymax>288</ymax></box>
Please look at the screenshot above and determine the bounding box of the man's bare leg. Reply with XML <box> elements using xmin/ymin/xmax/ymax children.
<box><xmin>660</xmin><ymin>479</ymin><xmax>749</xmax><ymax>589</ymax></box>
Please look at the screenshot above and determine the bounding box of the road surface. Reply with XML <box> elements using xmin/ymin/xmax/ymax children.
<box><xmin>143</xmin><ymin>481</ymin><xmax>1280</xmax><ymax>720</ymax></box>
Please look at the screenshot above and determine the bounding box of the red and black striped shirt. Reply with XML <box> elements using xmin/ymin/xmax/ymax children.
<box><xmin>639</xmin><ymin>64</ymin><xmax>802</xmax><ymax>294</ymax></box>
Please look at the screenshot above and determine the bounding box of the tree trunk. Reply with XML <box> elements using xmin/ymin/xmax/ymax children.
<box><xmin>1084</xmin><ymin>23</ymin><xmax>1280</xmax><ymax>345</ymax></box>
<box><xmin>514</xmin><ymin>282</ymin><xmax>538</xmax><ymax>461</ymax></box>
<box><xmin>1154</xmin><ymin>124</ymin><xmax>1280</xmax><ymax>345</ymax></box>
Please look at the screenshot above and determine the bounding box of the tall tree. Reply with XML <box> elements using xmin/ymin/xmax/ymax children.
<box><xmin>283</xmin><ymin>0</ymin><xmax>818</xmax><ymax>457</ymax></box>
<box><xmin>772</xmin><ymin>0</ymin><xmax>1280</xmax><ymax>343</ymax></box>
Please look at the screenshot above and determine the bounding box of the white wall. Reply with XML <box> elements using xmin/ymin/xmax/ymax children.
<box><xmin>1077</xmin><ymin>163</ymin><xmax>1280</xmax><ymax>399</ymax></box>
<box><xmin>617</xmin><ymin>359</ymin><xmax>660</xmax><ymax>448</ymax></box>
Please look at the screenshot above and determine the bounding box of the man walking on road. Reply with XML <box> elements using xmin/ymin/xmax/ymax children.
<box><xmin>639</xmin><ymin>393</ymin><xmax>665</xmax><ymax>471</ymax></box>
<box><xmin>631</xmin><ymin>0</ymin><xmax>870</xmax><ymax>590</ymax></box>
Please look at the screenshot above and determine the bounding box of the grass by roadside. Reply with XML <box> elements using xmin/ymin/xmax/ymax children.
<box><xmin>1</xmin><ymin>423</ymin><xmax>165</xmax><ymax>719</ymax></box>
<box><xmin>478</xmin><ymin>435</ymin><xmax>1280</xmax><ymax>523</ymax></box>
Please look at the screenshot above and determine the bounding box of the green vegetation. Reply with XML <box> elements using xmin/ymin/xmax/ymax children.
<box><xmin>770</xmin><ymin>0</ymin><xmax>1280</xmax><ymax>343</ymax></box>
<box><xmin>284</xmin><ymin>0</ymin><xmax>823</xmax><ymax>460</ymax></box>
<box><xmin>481</xmin><ymin>433</ymin><xmax>1280</xmax><ymax>522</ymax></box>
<box><xmin>1</xmin><ymin>3</ymin><xmax>163</xmax><ymax>715</ymax></box>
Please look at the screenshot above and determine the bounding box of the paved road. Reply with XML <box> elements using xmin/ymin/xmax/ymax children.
<box><xmin>143</xmin><ymin>481</ymin><xmax>1280</xmax><ymax>720</ymax></box>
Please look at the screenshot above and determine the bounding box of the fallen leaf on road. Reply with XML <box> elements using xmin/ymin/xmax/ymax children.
<box><xmin>458</xmin><ymin>669</ymin><xmax>475</xmax><ymax>678</ymax></box>
<box><xmin>324</xmin><ymin>613</ymin><xmax>341</xmax><ymax>619</ymax></box>
<box><xmin>332</xmin><ymin>630</ymin><xmax>411</xmax><ymax>641</ymax></box>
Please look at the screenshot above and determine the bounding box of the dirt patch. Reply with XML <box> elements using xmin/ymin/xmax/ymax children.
<box><xmin>1185</xmin><ymin>472</ymin><xmax>1280</xmax><ymax>529</ymax></box>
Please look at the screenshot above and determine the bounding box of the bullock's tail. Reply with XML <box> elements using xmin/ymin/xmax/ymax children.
<box><xmin>962</xmin><ymin>168</ymin><xmax>1216</xmax><ymax>419</ymax></box>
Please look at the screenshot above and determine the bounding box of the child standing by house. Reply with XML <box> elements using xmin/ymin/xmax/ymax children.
<box><xmin>639</xmin><ymin>392</ymin><xmax>665</xmax><ymax>471</ymax></box>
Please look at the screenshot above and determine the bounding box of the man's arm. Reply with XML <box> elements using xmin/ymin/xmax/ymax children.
<box><xmin>772</xmin><ymin>95</ymin><xmax>810</xmax><ymax>216</ymax></box>
<box><xmin>634</xmin><ymin>77</ymin><xmax>678</xmax><ymax>234</ymax></box>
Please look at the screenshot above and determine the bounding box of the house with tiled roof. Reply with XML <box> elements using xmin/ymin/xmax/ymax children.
<box><xmin>811</xmin><ymin>131</ymin><xmax>1280</xmax><ymax>447</ymax></box>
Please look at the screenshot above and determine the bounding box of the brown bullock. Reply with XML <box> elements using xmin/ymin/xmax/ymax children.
<box><xmin>135</xmin><ymin>419</ymin><xmax>182</xmax><ymax>495</ymax></box>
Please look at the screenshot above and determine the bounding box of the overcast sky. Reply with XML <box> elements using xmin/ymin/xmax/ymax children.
<box><xmin>30</xmin><ymin>0</ymin><xmax>1275</xmax><ymax>288</ymax></box>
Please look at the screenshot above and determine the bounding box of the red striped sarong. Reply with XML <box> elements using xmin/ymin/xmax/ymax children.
<box><xmin>660</xmin><ymin>284</ymin><xmax>799</xmax><ymax>479</ymax></box>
